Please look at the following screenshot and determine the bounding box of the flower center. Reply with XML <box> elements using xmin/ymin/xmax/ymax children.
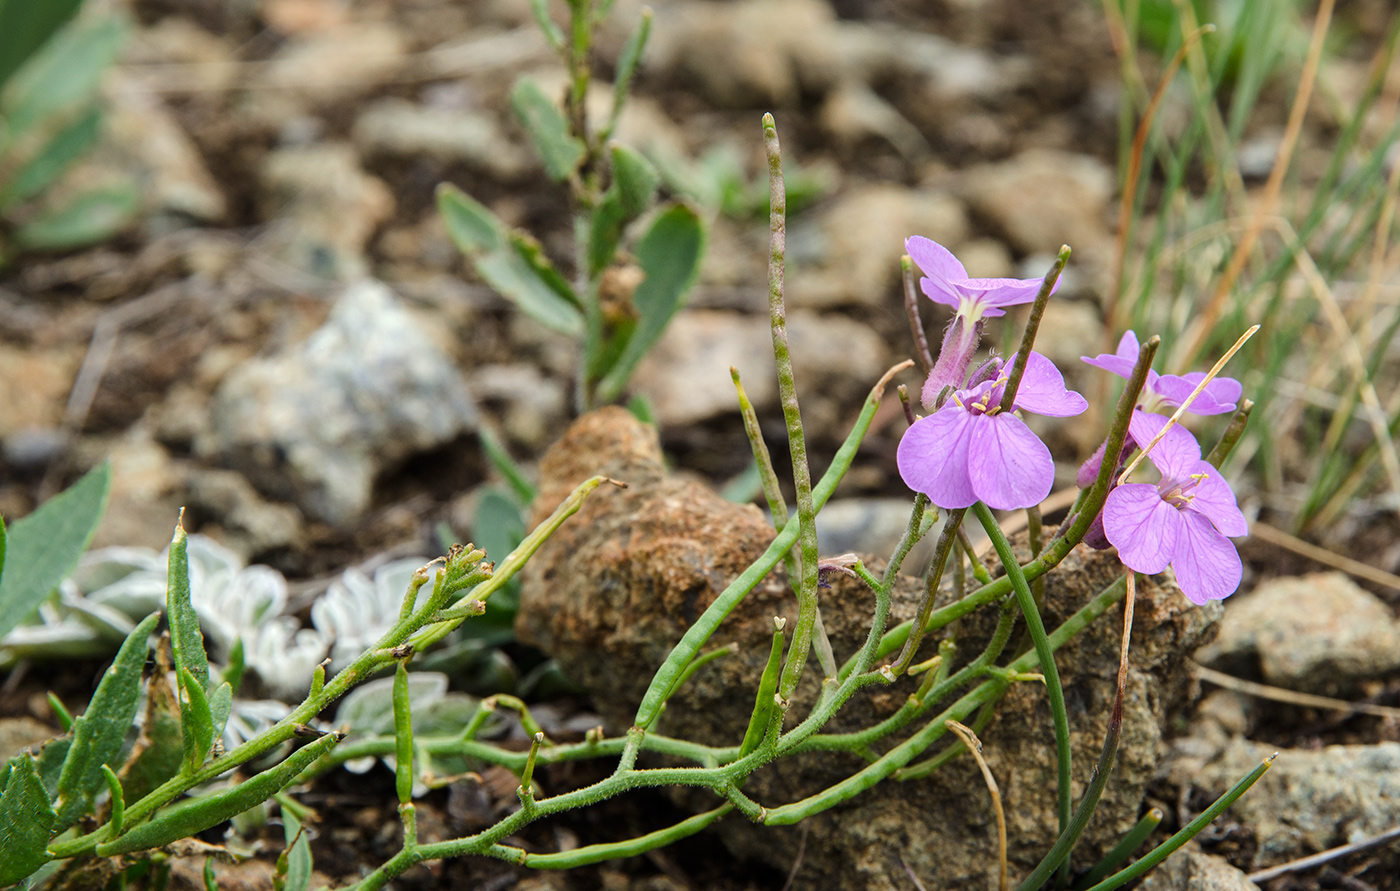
<box><xmin>1158</xmin><ymin>471</ymin><xmax>1209</xmax><ymax>509</ymax></box>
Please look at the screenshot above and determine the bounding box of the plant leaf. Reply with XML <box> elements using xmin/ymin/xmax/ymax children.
<box><xmin>178</xmin><ymin>668</ymin><xmax>214</xmax><ymax>774</ymax></box>
<box><xmin>611</xmin><ymin>145</ymin><xmax>659</xmax><ymax>219</ymax></box>
<box><xmin>596</xmin><ymin>203</ymin><xmax>706</xmax><ymax>401</ymax></box>
<box><xmin>0</xmin><ymin>0</ymin><xmax>84</xmax><ymax>94</ymax></box>
<box><xmin>0</xmin><ymin>104</ymin><xmax>102</xmax><ymax>210</ymax></box>
<box><xmin>1</xmin><ymin>16</ymin><xmax>128</xmax><ymax>139</ymax></box>
<box><xmin>279</xmin><ymin>808</ymin><xmax>313</xmax><ymax>891</ymax></box>
<box><xmin>0</xmin><ymin>754</ymin><xmax>56</xmax><ymax>885</ymax></box>
<box><xmin>437</xmin><ymin>183</ymin><xmax>584</xmax><ymax>336</ymax></box>
<box><xmin>587</xmin><ymin>189</ymin><xmax>628</xmax><ymax>278</ymax></box>
<box><xmin>510</xmin><ymin>76</ymin><xmax>584</xmax><ymax>182</ymax></box>
<box><xmin>53</xmin><ymin>611</ymin><xmax>158</xmax><ymax>830</ymax></box>
<box><xmin>0</xmin><ymin>463</ymin><xmax>110</xmax><ymax>640</ymax></box>
<box><xmin>166</xmin><ymin>522</ymin><xmax>209</xmax><ymax>691</ymax></box>
<box><xmin>12</xmin><ymin>183</ymin><xmax>139</xmax><ymax>252</ymax></box>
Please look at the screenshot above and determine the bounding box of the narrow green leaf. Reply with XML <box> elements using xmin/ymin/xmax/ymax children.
<box><xmin>510</xmin><ymin>77</ymin><xmax>584</xmax><ymax>182</ymax></box>
<box><xmin>473</xmin><ymin>489</ymin><xmax>526</xmax><ymax>570</ymax></box>
<box><xmin>203</xmin><ymin>858</ymin><xmax>219</xmax><ymax>891</ymax></box>
<box><xmin>611</xmin><ymin>144</ymin><xmax>658</xmax><ymax>219</ymax></box>
<box><xmin>527</xmin><ymin>0</ymin><xmax>565</xmax><ymax>51</ymax></box>
<box><xmin>602</xmin><ymin>9</ymin><xmax>652</xmax><ymax>142</ymax></box>
<box><xmin>208</xmin><ymin>681</ymin><xmax>233</xmax><ymax>744</ymax></box>
<box><xmin>0</xmin><ymin>0</ymin><xmax>84</xmax><ymax>94</ymax></box>
<box><xmin>178</xmin><ymin>668</ymin><xmax>214</xmax><ymax>773</ymax></box>
<box><xmin>13</xmin><ymin>183</ymin><xmax>139</xmax><ymax>252</ymax></box>
<box><xmin>596</xmin><ymin>203</ymin><xmax>705</xmax><ymax>401</ymax></box>
<box><xmin>437</xmin><ymin>183</ymin><xmax>584</xmax><ymax>336</ymax></box>
<box><xmin>95</xmin><ymin>731</ymin><xmax>342</xmax><ymax>857</ymax></box>
<box><xmin>1</xmin><ymin>514</ymin><xmax>7</xmax><ymax>586</ymax></box>
<box><xmin>0</xmin><ymin>463</ymin><xmax>110</xmax><ymax>640</ymax></box>
<box><xmin>0</xmin><ymin>754</ymin><xmax>56</xmax><ymax>885</ymax></box>
<box><xmin>474</xmin><ymin>246</ymin><xmax>584</xmax><ymax>336</ymax></box>
<box><xmin>53</xmin><ymin>611</ymin><xmax>158</xmax><ymax>830</ymax></box>
<box><xmin>1</xmin><ymin>17</ymin><xmax>128</xmax><ymax>139</ymax></box>
<box><xmin>279</xmin><ymin>809</ymin><xmax>312</xmax><ymax>891</ymax></box>
<box><xmin>476</xmin><ymin>428</ymin><xmax>536</xmax><ymax>505</ymax></box>
<box><xmin>0</xmin><ymin>105</ymin><xmax>102</xmax><ymax>209</ymax></box>
<box><xmin>166</xmin><ymin>521</ymin><xmax>209</xmax><ymax>691</ymax></box>
<box><xmin>587</xmin><ymin>190</ymin><xmax>628</xmax><ymax>277</ymax></box>
<box><xmin>436</xmin><ymin>183</ymin><xmax>501</xmax><ymax>254</ymax></box>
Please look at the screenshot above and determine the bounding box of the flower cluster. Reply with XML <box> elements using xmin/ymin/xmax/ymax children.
<box><xmin>896</xmin><ymin>237</ymin><xmax>1248</xmax><ymax>604</ymax></box>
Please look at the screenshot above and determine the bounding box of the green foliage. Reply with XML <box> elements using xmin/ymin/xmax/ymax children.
<box><xmin>510</xmin><ymin>77</ymin><xmax>585</xmax><ymax>183</ymax></box>
<box><xmin>0</xmin><ymin>754</ymin><xmax>56</xmax><ymax>884</ymax></box>
<box><xmin>0</xmin><ymin>13</ymin><xmax>136</xmax><ymax>256</ymax></box>
<box><xmin>275</xmin><ymin>808</ymin><xmax>313</xmax><ymax>891</ymax></box>
<box><xmin>0</xmin><ymin>463</ymin><xmax>110</xmax><ymax>640</ymax></box>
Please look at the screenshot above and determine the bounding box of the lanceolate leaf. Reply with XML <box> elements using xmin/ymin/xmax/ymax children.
<box><xmin>0</xmin><ymin>754</ymin><xmax>56</xmax><ymax>886</ymax></box>
<box><xmin>510</xmin><ymin>77</ymin><xmax>584</xmax><ymax>182</ymax></box>
<box><xmin>596</xmin><ymin>203</ymin><xmax>705</xmax><ymax>402</ymax></box>
<box><xmin>0</xmin><ymin>463</ymin><xmax>110</xmax><ymax>641</ymax></box>
<box><xmin>167</xmin><ymin>522</ymin><xmax>209</xmax><ymax>691</ymax></box>
<box><xmin>438</xmin><ymin>184</ymin><xmax>584</xmax><ymax>336</ymax></box>
<box><xmin>178</xmin><ymin>668</ymin><xmax>214</xmax><ymax>773</ymax></box>
<box><xmin>53</xmin><ymin>611</ymin><xmax>158</xmax><ymax>830</ymax></box>
<box><xmin>1</xmin><ymin>17</ymin><xmax>128</xmax><ymax>139</ymax></box>
<box><xmin>0</xmin><ymin>0</ymin><xmax>84</xmax><ymax>94</ymax></box>
<box><xmin>611</xmin><ymin>145</ymin><xmax>659</xmax><ymax>219</ymax></box>
<box><xmin>0</xmin><ymin>104</ymin><xmax>102</xmax><ymax>210</ymax></box>
<box><xmin>12</xmin><ymin>183</ymin><xmax>139</xmax><ymax>252</ymax></box>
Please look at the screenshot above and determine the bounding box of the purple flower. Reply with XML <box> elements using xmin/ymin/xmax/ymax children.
<box><xmin>1083</xmin><ymin>331</ymin><xmax>1242</xmax><ymax>416</ymax></box>
<box><xmin>898</xmin><ymin>352</ymin><xmax>1088</xmax><ymax>510</ymax></box>
<box><xmin>1103</xmin><ymin>412</ymin><xmax>1248</xmax><ymax>604</ymax></box>
<box><xmin>907</xmin><ymin>236</ymin><xmax>1053</xmax><ymax>322</ymax></box>
<box><xmin>907</xmin><ymin>236</ymin><xmax>1058</xmax><ymax>410</ymax></box>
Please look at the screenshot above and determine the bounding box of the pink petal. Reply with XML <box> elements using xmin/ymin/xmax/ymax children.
<box><xmin>967</xmin><ymin>413</ymin><xmax>1054</xmax><ymax>510</ymax></box>
<box><xmin>1115</xmin><ymin>330</ymin><xmax>1141</xmax><ymax>362</ymax></box>
<box><xmin>897</xmin><ymin>408</ymin><xmax>978</xmax><ymax>509</ymax></box>
<box><xmin>1184</xmin><ymin>461</ymin><xmax>1248</xmax><ymax>537</ymax></box>
<box><xmin>957</xmin><ymin>275</ymin><xmax>1049</xmax><ymax>315</ymax></box>
<box><xmin>1082</xmin><ymin>331</ymin><xmax>1150</xmax><ymax>382</ymax></box>
<box><xmin>1103</xmin><ymin>484</ymin><xmax>1180</xmax><ymax>574</ymax></box>
<box><xmin>1012</xmin><ymin>352</ymin><xmax>1089</xmax><ymax>417</ymax></box>
<box><xmin>1152</xmin><ymin>372</ymin><xmax>1241</xmax><ymax>415</ymax></box>
<box><xmin>906</xmin><ymin>236</ymin><xmax>968</xmax><ymax>287</ymax></box>
<box><xmin>1128</xmin><ymin>411</ymin><xmax>1202</xmax><ymax>479</ymax></box>
<box><xmin>1171</xmin><ymin>510</ymin><xmax>1243</xmax><ymax>604</ymax></box>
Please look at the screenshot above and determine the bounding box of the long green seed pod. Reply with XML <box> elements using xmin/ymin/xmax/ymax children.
<box><xmin>739</xmin><ymin>618</ymin><xmax>787</xmax><ymax>757</ymax></box>
<box><xmin>95</xmin><ymin>731</ymin><xmax>343</xmax><ymax>857</ymax></box>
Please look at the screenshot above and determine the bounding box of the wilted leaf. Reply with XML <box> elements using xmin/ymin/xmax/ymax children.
<box><xmin>510</xmin><ymin>77</ymin><xmax>584</xmax><ymax>182</ymax></box>
<box><xmin>596</xmin><ymin>203</ymin><xmax>705</xmax><ymax>401</ymax></box>
<box><xmin>0</xmin><ymin>463</ymin><xmax>110</xmax><ymax>640</ymax></box>
<box><xmin>53</xmin><ymin>611</ymin><xmax>157</xmax><ymax>829</ymax></box>
<box><xmin>0</xmin><ymin>754</ymin><xmax>56</xmax><ymax>886</ymax></box>
<box><xmin>13</xmin><ymin>183</ymin><xmax>139</xmax><ymax>252</ymax></box>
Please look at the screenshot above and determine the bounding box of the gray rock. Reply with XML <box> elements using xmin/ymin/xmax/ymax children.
<box><xmin>186</xmin><ymin>469</ymin><xmax>304</xmax><ymax>559</ymax></box>
<box><xmin>258</xmin><ymin>142</ymin><xmax>395</xmax><ymax>281</ymax></box>
<box><xmin>352</xmin><ymin>98</ymin><xmax>527</xmax><ymax>180</ymax></box>
<box><xmin>255</xmin><ymin>23</ymin><xmax>407</xmax><ymax>107</ymax></box>
<box><xmin>1138</xmin><ymin>846</ymin><xmax>1261</xmax><ymax>891</ymax></box>
<box><xmin>959</xmin><ymin>149</ymin><xmax>1114</xmax><ymax>261</ymax></box>
<box><xmin>633</xmin><ymin>309</ymin><xmax>888</xmax><ymax>427</ymax></box>
<box><xmin>211</xmin><ymin>280</ymin><xmax>478</xmax><ymax>525</ymax></box>
<box><xmin>517</xmin><ymin>408</ymin><xmax>1223</xmax><ymax>891</ymax></box>
<box><xmin>1197</xmin><ymin>572</ymin><xmax>1400</xmax><ymax>693</ymax></box>
<box><xmin>788</xmin><ymin>184</ymin><xmax>969</xmax><ymax>310</ymax></box>
<box><xmin>1183</xmin><ymin>737</ymin><xmax>1400</xmax><ymax>869</ymax></box>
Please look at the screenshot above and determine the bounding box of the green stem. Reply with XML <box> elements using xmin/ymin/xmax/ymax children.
<box><xmin>889</xmin><ymin>509</ymin><xmax>966</xmax><ymax>675</ymax></box>
<box><xmin>1074</xmin><ymin>807</ymin><xmax>1163</xmax><ymax>890</ymax></box>
<box><xmin>522</xmin><ymin>804</ymin><xmax>733</xmax><ymax>868</ymax></box>
<box><xmin>998</xmin><ymin>246</ymin><xmax>1070</xmax><ymax>413</ymax></box>
<box><xmin>974</xmin><ymin>501</ymin><xmax>1073</xmax><ymax>855</ymax></box>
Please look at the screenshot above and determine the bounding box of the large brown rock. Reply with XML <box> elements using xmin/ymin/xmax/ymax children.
<box><xmin>518</xmin><ymin>407</ymin><xmax>1222</xmax><ymax>889</ymax></box>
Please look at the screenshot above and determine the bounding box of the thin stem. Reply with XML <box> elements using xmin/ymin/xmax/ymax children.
<box><xmin>974</xmin><ymin>501</ymin><xmax>1073</xmax><ymax>854</ymax></box>
<box><xmin>761</xmin><ymin>112</ymin><xmax>820</xmax><ymax>702</ymax></box>
<box><xmin>889</xmin><ymin>509</ymin><xmax>966</xmax><ymax>676</ymax></box>
<box><xmin>902</xmin><ymin>255</ymin><xmax>934</xmax><ymax>376</ymax></box>
<box><xmin>1074</xmin><ymin>808</ymin><xmax>1164</xmax><ymax>890</ymax></box>
<box><xmin>733</xmin><ymin>367</ymin><xmax>788</xmax><ymax>526</ymax></box>
<box><xmin>999</xmin><ymin>246</ymin><xmax>1069</xmax><ymax>414</ymax></box>
<box><xmin>1206</xmin><ymin>399</ymin><xmax>1253</xmax><ymax>468</ymax></box>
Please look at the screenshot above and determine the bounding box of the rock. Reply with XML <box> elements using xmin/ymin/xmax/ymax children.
<box><xmin>258</xmin><ymin>142</ymin><xmax>395</xmax><ymax>280</ymax></box>
<box><xmin>516</xmin><ymin>407</ymin><xmax>1223</xmax><ymax>891</ymax></box>
<box><xmin>1197</xmin><ymin>572</ymin><xmax>1400</xmax><ymax>694</ymax></box>
<box><xmin>1031</xmin><ymin>298</ymin><xmax>1103</xmax><ymax>372</ymax></box>
<box><xmin>631</xmin><ymin>309</ymin><xmax>888</xmax><ymax>428</ymax></box>
<box><xmin>0</xmin><ymin>344</ymin><xmax>81</xmax><ymax>437</ymax></box>
<box><xmin>1137</xmin><ymin>846</ymin><xmax>1262</xmax><ymax>891</ymax></box>
<box><xmin>818</xmin><ymin>80</ymin><xmax>930</xmax><ymax>161</ymax></box>
<box><xmin>959</xmin><ymin>149</ymin><xmax>1114</xmax><ymax>261</ymax></box>
<box><xmin>788</xmin><ymin>184</ymin><xmax>969</xmax><ymax>310</ymax></box>
<box><xmin>210</xmin><ymin>279</ymin><xmax>478</xmax><ymax>525</ymax></box>
<box><xmin>468</xmin><ymin>363</ymin><xmax>569</xmax><ymax>452</ymax></box>
<box><xmin>649</xmin><ymin>0</ymin><xmax>841</xmax><ymax>108</ymax></box>
<box><xmin>1182</xmin><ymin>737</ymin><xmax>1400</xmax><ymax>870</ymax></box>
<box><xmin>185</xmin><ymin>469</ymin><xmax>304</xmax><ymax>559</ymax></box>
<box><xmin>0</xmin><ymin>717</ymin><xmax>57</xmax><ymax>762</ymax></box>
<box><xmin>103</xmin><ymin>76</ymin><xmax>228</xmax><ymax>224</ymax></box>
<box><xmin>85</xmin><ymin>426</ymin><xmax>188</xmax><ymax>549</ymax></box>
<box><xmin>255</xmin><ymin>23</ymin><xmax>407</xmax><ymax>107</ymax></box>
<box><xmin>352</xmin><ymin>98</ymin><xmax>528</xmax><ymax>180</ymax></box>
